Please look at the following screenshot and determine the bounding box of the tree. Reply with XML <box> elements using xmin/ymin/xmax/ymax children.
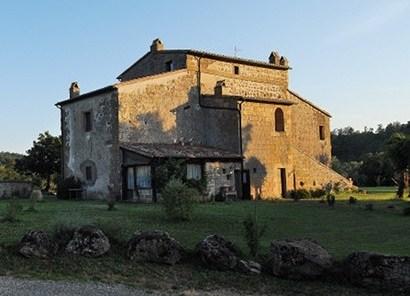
<box><xmin>386</xmin><ymin>133</ymin><xmax>410</xmax><ymax>198</ymax></box>
<box><xmin>15</xmin><ymin>132</ymin><xmax>61</xmax><ymax>191</ymax></box>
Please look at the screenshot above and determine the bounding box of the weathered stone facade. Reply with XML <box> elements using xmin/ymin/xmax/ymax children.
<box><xmin>57</xmin><ymin>39</ymin><xmax>352</xmax><ymax>200</ymax></box>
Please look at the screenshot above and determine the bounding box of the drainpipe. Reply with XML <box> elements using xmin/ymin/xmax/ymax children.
<box><xmin>194</xmin><ymin>57</ymin><xmax>245</xmax><ymax>198</ymax></box>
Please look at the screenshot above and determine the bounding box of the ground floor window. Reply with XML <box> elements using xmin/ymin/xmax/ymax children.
<box><xmin>136</xmin><ymin>166</ymin><xmax>152</xmax><ymax>188</ymax></box>
<box><xmin>127</xmin><ymin>166</ymin><xmax>152</xmax><ymax>189</ymax></box>
<box><xmin>187</xmin><ymin>164</ymin><xmax>202</xmax><ymax>180</ymax></box>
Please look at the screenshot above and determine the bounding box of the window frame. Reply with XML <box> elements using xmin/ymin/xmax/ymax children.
<box><xmin>274</xmin><ymin>108</ymin><xmax>285</xmax><ymax>132</ymax></box>
<box><xmin>233</xmin><ymin>65</ymin><xmax>240</xmax><ymax>75</ymax></box>
<box><xmin>84</xmin><ymin>111</ymin><xmax>92</xmax><ymax>132</ymax></box>
<box><xmin>319</xmin><ymin>125</ymin><xmax>325</xmax><ymax>140</ymax></box>
<box><xmin>186</xmin><ymin>163</ymin><xmax>202</xmax><ymax>181</ymax></box>
<box><xmin>165</xmin><ymin>60</ymin><xmax>174</xmax><ymax>72</ymax></box>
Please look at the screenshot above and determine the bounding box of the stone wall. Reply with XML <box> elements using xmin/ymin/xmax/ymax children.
<box><xmin>0</xmin><ymin>181</ymin><xmax>32</xmax><ymax>198</ymax></box>
<box><xmin>119</xmin><ymin>52</ymin><xmax>187</xmax><ymax>81</ymax></box>
<box><xmin>61</xmin><ymin>90</ymin><xmax>120</xmax><ymax>199</ymax></box>
<box><xmin>288</xmin><ymin>91</ymin><xmax>332</xmax><ymax>165</ymax></box>
<box><xmin>205</xmin><ymin>162</ymin><xmax>241</xmax><ymax>198</ymax></box>
<box><xmin>291</xmin><ymin>146</ymin><xmax>353</xmax><ymax>190</ymax></box>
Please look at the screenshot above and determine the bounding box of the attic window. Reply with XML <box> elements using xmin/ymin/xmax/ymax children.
<box><xmin>319</xmin><ymin>126</ymin><xmax>325</xmax><ymax>140</ymax></box>
<box><xmin>234</xmin><ymin>66</ymin><xmax>240</xmax><ymax>75</ymax></box>
<box><xmin>165</xmin><ymin>60</ymin><xmax>174</xmax><ymax>72</ymax></box>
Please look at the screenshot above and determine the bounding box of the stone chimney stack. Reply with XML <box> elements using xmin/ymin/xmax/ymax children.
<box><xmin>214</xmin><ymin>80</ymin><xmax>226</xmax><ymax>96</ymax></box>
<box><xmin>269</xmin><ymin>51</ymin><xmax>281</xmax><ymax>65</ymax></box>
<box><xmin>150</xmin><ymin>38</ymin><xmax>164</xmax><ymax>52</ymax></box>
<box><xmin>69</xmin><ymin>82</ymin><xmax>80</xmax><ymax>99</ymax></box>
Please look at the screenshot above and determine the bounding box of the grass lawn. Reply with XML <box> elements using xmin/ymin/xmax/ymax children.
<box><xmin>0</xmin><ymin>189</ymin><xmax>409</xmax><ymax>295</ymax></box>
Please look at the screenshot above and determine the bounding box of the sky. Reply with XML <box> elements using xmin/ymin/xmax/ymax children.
<box><xmin>0</xmin><ymin>0</ymin><xmax>409</xmax><ymax>153</ymax></box>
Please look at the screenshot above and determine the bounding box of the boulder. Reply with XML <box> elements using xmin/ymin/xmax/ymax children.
<box><xmin>268</xmin><ymin>239</ymin><xmax>333</xmax><ymax>280</ymax></box>
<box><xmin>66</xmin><ymin>225</ymin><xmax>110</xmax><ymax>257</ymax></box>
<box><xmin>196</xmin><ymin>235</ymin><xmax>243</xmax><ymax>271</ymax></box>
<box><xmin>18</xmin><ymin>230</ymin><xmax>55</xmax><ymax>258</ymax></box>
<box><xmin>343</xmin><ymin>252</ymin><xmax>410</xmax><ymax>291</ymax></box>
<box><xmin>127</xmin><ymin>230</ymin><xmax>184</xmax><ymax>265</ymax></box>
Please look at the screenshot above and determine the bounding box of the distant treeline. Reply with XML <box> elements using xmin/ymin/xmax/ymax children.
<box><xmin>331</xmin><ymin>121</ymin><xmax>410</xmax><ymax>187</ymax></box>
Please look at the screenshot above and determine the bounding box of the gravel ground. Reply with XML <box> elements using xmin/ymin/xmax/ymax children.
<box><xmin>0</xmin><ymin>276</ymin><xmax>264</xmax><ymax>296</ymax></box>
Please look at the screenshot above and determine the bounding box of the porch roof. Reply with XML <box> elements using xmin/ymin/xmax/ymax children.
<box><xmin>120</xmin><ymin>143</ymin><xmax>242</xmax><ymax>160</ymax></box>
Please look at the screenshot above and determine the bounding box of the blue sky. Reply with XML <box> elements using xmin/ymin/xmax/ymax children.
<box><xmin>0</xmin><ymin>0</ymin><xmax>409</xmax><ymax>153</ymax></box>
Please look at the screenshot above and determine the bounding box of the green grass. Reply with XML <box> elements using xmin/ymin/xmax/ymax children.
<box><xmin>0</xmin><ymin>190</ymin><xmax>409</xmax><ymax>295</ymax></box>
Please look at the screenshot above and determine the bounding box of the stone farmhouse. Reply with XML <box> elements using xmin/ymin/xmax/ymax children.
<box><xmin>56</xmin><ymin>39</ymin><xmax>351</xmax><ymax>201</ymax></box>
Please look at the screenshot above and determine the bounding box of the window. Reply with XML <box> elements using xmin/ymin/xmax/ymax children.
<box><xmin>85</xmin><ymin>166</ymin><xmax>92</xmax><ymax>181</ymax></box>
<box><xmin>136</xmin><ymin>166</ymin><xmax>152</xmax><ymax>188</ymax></box>
<box><xmin>274</xmin><ymin>108</ymin><xmax>285</xmax><ymax>132</ymax></box>
<box><xmin>165</xmin><ymin>60</ymin><xmax>174</xmax><ymax>72</ymax></box>
<box><xmin>84</xmin><ymin>111</ymin><xmax>92</xmax><ymax>132</ymax></box>
<box><xmin>234</xmin><ymin>65</ymin><xmax>240</xmax><ymax>75</ymax></box>
<box><xmin>127</xmin><ymin>167</ymin><xmax>135</xmax><ymax>190</ymax></box>
<box><xmin>319</xmin><ymin>126</ymin><xmax>325</xmax><ymax>140</ymax></box>
<box><xmin>187</xmin><ymin>164</ymin><xmax>202</xmax><ymax>180</ymax></box>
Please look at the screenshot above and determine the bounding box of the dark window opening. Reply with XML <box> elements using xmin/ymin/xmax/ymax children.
<box><xmin>253</xmin><ymin>167</ymin><xmax>257</xmax><ymax>173</ymax></box>
<box><xmin>84</xmin><ymin>112</ymin><xmax>92</xmax><ymax>132</ymax></box>
<box><xmin>85</xmin><ymin>166</ymin><xmax>92</xmax><ymax>181</ymax></box>
<box><xmin>234</xmin><ymin>66</ymin><xmax>240</xmax><ymax>75</ymax></box>
<box><xmin>275</xmin><ymin>108</ymin><xmax>285</xmax><ymax>132</ymax></box>
<box><xmin>319</xmin><ymin>126</ymin><xmax>325</xmax><ymax>140</ymax></box>
<box><xmin>165</xmin><ymin>60</ymin><xmax>174</xmax><ymax>72</ymax></box>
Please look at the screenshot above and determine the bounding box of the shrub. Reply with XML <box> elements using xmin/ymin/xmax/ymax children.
<box><xmin>349</xmin><ymin>196</ymin><xmax>357</xmax><ymax>205</ymax></box>
<box><xmin>161</xmin><ymin>179</ymin><xmax>198</xmax><ymax>221</ymax></box>
<box><xmin>326</xmin><ymin>194</ymin><xmax>336</xmax><ymax>207</ymax></box>
<box><xmin>57</xmin><ymin>176</ymin><xmax>82</xmax><ymax>199</ymax></box>
<box><xmin>310</xmin><ymin>188</ymin><xmax>326</xmax><ymax>199</ymax></box>
<box><xmin>403</xmin><ymin>207</ymin><xmax>410</xmax><ymax>216</ymax></box>
<box><xmin>1</xmin><ymin>198</ymin><xmax>23</xmax><ymax>223</ymax></box>
<box><xmin>243</xmin><ymin>212</ymin><xmax>266</xmax><ymax>258</ymax></box>
<box><xmin>286</xmin><ymin>189</ymin><xmax>311</xmax><ymax>201</ymax></box>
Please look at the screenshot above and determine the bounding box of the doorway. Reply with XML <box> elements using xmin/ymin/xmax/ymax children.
<box><xmin>280</xmin><ymin>168</ymin><xmax>287</xmax><ymax>197</ymax></box>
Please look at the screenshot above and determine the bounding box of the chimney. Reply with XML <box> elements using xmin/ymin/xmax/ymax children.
<box><xmin>214</xmin><ymin>80</ymin><xmax>226</xmax><ymax>96</ymax></box>
<box><xmin>269</xmin><ymin>51</ymin><xmax>281</xmax><ymax>65</ymax></box>
<box><xmin>150</xmin><ymin>38</ymin><xmax>164</xmax><ymax>52</ymax></box>
<box><xmin>69</xmin><ymin>82</ymin><xmax>80</xmax><ymax>99</ymax></box>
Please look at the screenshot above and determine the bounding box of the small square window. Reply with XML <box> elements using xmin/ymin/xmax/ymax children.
<box><xmin>165</xmin><ymin>60</ymin><xmax>174</xmax><ymax>72</ymax></box>
<box><xmin>85</xmin><ymin>166</ymin><xmax>92</xmax><ymax>181</ymax></box>
<box><xmin>234</xmin><ymin>66</ymin><xmax>240</xmax><ymax>75</ymax></box>
<box><xmin>319</xmin><ymin>126</ymin><xmax>325</xmax><ymax>140</ymax></box>
<box><xmin>84</xmin><ymin>112</ymin><xmax>92</xmax><ymax>132</ymax></box>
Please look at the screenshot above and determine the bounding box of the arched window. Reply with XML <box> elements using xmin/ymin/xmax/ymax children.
<box><xmin>275</xmin><ymin>108</ymin><xmax>285</xmax><ymax>132</ymax></box>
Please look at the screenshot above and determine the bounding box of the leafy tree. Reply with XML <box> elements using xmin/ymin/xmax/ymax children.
<box><xmin>0</xmin><ymin>152</ymin><xmax>26</xmax><ymax>181</ymax></box>
<box><xmin>386</xmin><ymin>133</ymin><xmax>410</xmax><ymax>198</ymax></box>
<box><xmin>15</xmin><ymin>132</ymin><xmax>61</xmax><ymax>191</ymax></box>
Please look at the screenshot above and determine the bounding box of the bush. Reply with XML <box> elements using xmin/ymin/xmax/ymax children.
<box><xmin>161</xmin><ymin>179</ymin><xmax>198</xmax><ymax>221</ymax></box>
<box><xmin>326</xmin><ymin>194</ymin><xmax>336</xmax><ymax>207</ymax></box>
<box><xmin>243</xmin><ymin>213</ymin><xmax>266</xmax><ymax>258</ymax></box>
<box><xmin>286</xmin><ymin>189</ymin><xmax>311</xmax><ymax>201</ymax></box>
<box><xmin>310</xmin><ymin>188</ymin><xmax>326</xmax><ymax>199</ymax></box>
<box><xmin>403</xmin><ymin>207</ymin><xmax>410</xmax><ymax>216</ymax></box>
<box><xmin>349</xmin><ymin>196</ymin><xmax>357</xmax><ymax>205</ymax></box>
<box><xmin>1</xmin><ymin>198</ymin><xmax>23</xmax><ymax>223</ymax></box>
<box><xmin>57</xmin><ymin>176</ymin><xmax>82</xmax><ymax>199</ymax></box>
